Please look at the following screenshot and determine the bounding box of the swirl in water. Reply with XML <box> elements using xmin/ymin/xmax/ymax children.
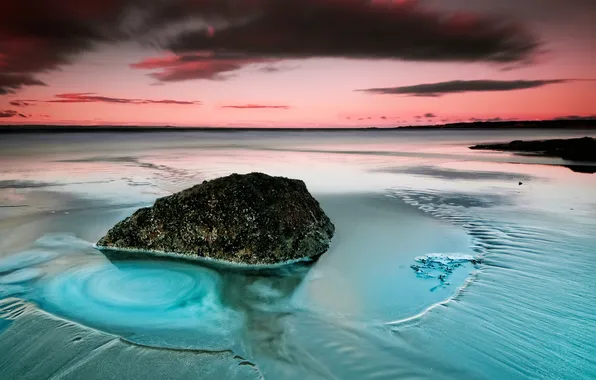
<box><xmin>38</xmin><ymin>261</ymin><xmax>243</xmax><ymax>351</ymax></box>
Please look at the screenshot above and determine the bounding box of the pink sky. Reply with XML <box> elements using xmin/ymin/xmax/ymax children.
<box><xmin>0</xmin><ymin>0</ymin><xmax>594</xmax><ymax>127</ymax></box>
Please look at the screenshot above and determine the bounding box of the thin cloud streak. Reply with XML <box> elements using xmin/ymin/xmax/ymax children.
<box><xmin>9</xmin><ymin>100</ymin><xmax>35</xmax><ymax>107</ymax></box>
<box><xmin>131</xmin><ymin>53</ymin><xmax>274</xmax><ymax>82</ymax></box>
<box><xmin>221</xmin><ymin>104</ymin><xmax>290</xmax><ymax>109</ymax></box>
<box><xmin>357</xmin><ymin>79</ymin><xmax>570</xmax><ymax>97</ymax></box>
<box><xmin>47</xmin><ymin>93</ymin><xmax>202</xmax><ymax>105</ymax></box>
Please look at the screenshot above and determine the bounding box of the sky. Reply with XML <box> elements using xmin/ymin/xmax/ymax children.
<box><xmin>0</xmin><ymin>0</ymin><xmax>595</xmax><ymax>127</ymax></box>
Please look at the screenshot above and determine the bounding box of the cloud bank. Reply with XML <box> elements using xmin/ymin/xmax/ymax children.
<box><xmin>1</xmin><ymin>0</ymin><xmax>542</xmax><ymax>92</ymax></box>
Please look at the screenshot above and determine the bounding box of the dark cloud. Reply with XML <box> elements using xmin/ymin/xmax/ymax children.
<box><xmin>221</xmin><ymin>104</ymin><xmax>289</xmax><ymax>109</ymax></box>
<box><xmin>143</xmin><ymin>0</ymin><xmax>540</xmax><ymax>82</ymax></box>
<box><xmin>424</xmin><ymin>0</ymin><xmax>596</xmax><ymax>24</ymax></box>
<box><xmin>168</xmin><ymin>0</ymin><xmax>540</xmax><ymax>63</ymax></box>
<box><xmin>0</xmin><ymin>1</ymin><xmax>140</xmax><ymax>94</ymax></box>
<box><xmin>0</xmin><ymin>1</ymin><xmax>217</xmax><ymax>93</ymax></box>
<box><xmin>0</xmin><ymin>74</ymin><xmax>46</xmax><ymax>95</ymax></box>
<box><xmin>424</xmin><ymin>113</ymin><xmax>436</xmax><ymax>118</ymax></box>
<box><xmin>0</xmin><ymin>110</ymin><xmax>27</xmax><ymax>118</ymax></box>
<box><xmin>47</xmin><ymin>93</ymin><xmax>201</xmax><ymax>105</ymax></box>
<box><xmin>357</xmin><ymin>79</ymin><xmax>568</xmax><ymax>97</ymax></box>
<box><xmin>1</xmin><ymin>0</ymin><xmax>542</xmax><ymax>91</ymax></box>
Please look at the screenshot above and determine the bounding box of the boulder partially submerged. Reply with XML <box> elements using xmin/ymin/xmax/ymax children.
<box><xmin>96</xmin><ymin>173</ymin><xmax>335</xmax><ymax>266</ymax></box>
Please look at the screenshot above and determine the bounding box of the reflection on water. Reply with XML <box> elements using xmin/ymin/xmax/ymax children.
<box><xmin>1</xmin><ymin>129</ymin><xmax>595</xmax><ymax>379</ymax></box>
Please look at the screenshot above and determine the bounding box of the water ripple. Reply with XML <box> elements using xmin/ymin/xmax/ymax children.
<box><xmin>37</xmin><ymin>261</ymin><xmax>244</xmax><ymax>352</ymax></box>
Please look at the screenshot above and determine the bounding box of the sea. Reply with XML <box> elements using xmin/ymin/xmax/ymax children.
<box><xmin>0</xmin><ymin>128</ymin><xmax>595</xmax><ymax>379</ymax></box>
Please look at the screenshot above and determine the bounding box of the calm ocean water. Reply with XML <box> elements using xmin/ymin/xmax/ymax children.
<box><xmin>0</xmin><ymin>129</ymin><xmax>595</xmax><ymax>379</ymax></box>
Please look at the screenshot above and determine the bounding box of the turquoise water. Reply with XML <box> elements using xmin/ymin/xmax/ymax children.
<box><xmin>0</xmin><ymin>129</ymin><xmax>595</xmax><ymax>379</ymax></box>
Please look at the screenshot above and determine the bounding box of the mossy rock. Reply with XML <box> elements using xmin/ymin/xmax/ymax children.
<box><xmin>97</xmin><ymin>173</ymin><xmax>335</xmax><ymax>266</ymax></box>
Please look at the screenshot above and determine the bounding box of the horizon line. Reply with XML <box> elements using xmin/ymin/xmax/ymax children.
<box><xmin>0</xmin><ymin>118</ymin><xmax>595</xmax><ymax>133</ymax></box>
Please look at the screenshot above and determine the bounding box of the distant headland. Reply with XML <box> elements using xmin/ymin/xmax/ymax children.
<box><xmin>0</xmin><ymin>118</ymin><xmax>595</xmax><ymax>133</ymax></box>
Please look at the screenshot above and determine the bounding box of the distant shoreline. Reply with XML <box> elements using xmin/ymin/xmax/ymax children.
<box><xmin>1</xmin><ymin>119</ymin><xmax>595</xmax><ymax>133</ymax></box>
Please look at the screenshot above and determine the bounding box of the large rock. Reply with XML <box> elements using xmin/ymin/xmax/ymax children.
<box><xmin>96</xmin><ymin>173</ymin><xmax>335</xmax><ymax>266</ymax></box>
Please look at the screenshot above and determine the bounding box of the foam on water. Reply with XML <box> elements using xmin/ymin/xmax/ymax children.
<box><xmin>410</xmin><ymin>253</ymin><xmax>478</xmax><ymax>286</ymax></box>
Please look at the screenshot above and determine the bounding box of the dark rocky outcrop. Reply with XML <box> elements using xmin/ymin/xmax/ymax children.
<box><xmin>96</xmin><ymin>173</ymin><xmax>335</xmax><ymax>266</ymax></box>
<box><xmin>470</xmin><ymin>137</ymin><xmax>596</xmax><ymax>162</ymax></box>
<box><xmin>564</xmin><ymin>165</ymin><xmax>596</xmax><ymax>174</ymax></box>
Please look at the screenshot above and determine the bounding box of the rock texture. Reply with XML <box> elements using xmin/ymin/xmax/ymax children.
<box><xmin>96</xmin><ymin>173</ymin><xmax>335</xmax><ymax>265</ymax></box>
<box><xmin>470</xmin><ymin>137</ymin><xmax>596</xmax><ymax>162</ymax></box>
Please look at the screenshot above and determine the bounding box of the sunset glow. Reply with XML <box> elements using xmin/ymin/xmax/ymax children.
<box><xmin>0</xmin><ymin>0</ymin><xmax>594</xmax><ymax>127</ymax></box>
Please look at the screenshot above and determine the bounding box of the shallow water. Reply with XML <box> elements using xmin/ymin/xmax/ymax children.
<box><xmin>0</xmin><ymin>129</ymin><xmax>595</xmax><ymax>379</ymax></box>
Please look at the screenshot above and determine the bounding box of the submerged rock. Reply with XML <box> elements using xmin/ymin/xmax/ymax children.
<box><xmin>96</xmin><ymin>172</ymin><xmax>335</xmax><ymax>266</ymax></box>
<box><xmin>470</xmin><ymin>137</ymin><xmax>596</xmax><ymax>162</ymax></box>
